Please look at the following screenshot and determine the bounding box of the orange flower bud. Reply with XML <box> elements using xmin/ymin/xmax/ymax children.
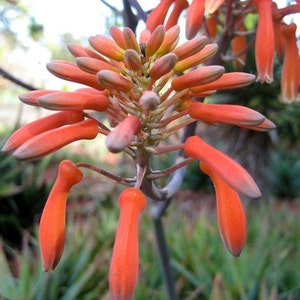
<box><xmin>172</xmin><ymin>65</ymin><xmax>224</xmax><ymax>91</ymax></box>
<box><xmin>174</xmin><ymin>43</ymin><xmax>218</xmax><ymax>73</ymax></box>
<box><xmin>184</xmin><ymin>136</ymin><xmax>261</xmax><ymax>198</ymax></box>
<box><xmin>232</xmin><ymin>21</ymin><xmax>247</xmax><ymax>71</ymax></box>
<box><xmin>110</xmin><ymin>26</ymin><xmax>127</xmax><ymax>49</ymax></box>
<box><xmin>205</xmin><ymin>15</ymin><xmax>218</xmax><ymax>39</ymax></box>
<box><xmin>76</xmin><ymin>57</ymin><xmax>120</xmax><ymax>74</ymax></box>
<box><xmin>188</xmin><ymin>101</ymin><xmax>265</xmax><ymax>127</ymax></box>
<box><xmin>123</xmin><ymin>27</ymin><xmax>140</xmax><ymax>52</ymax></box>
<box><xmin>39</xmin><ymin>160</ymin><xmax>83</xmax><ymax>271</ymax></box>
<box><xmin>2</xmin><ymin>111</ymin><xmax>83</xmax><ymax>153</ymax></box>
<box><xmin>67</xmin><ymin>43</ymin><xmax>106</xmax><ymax>61</ymax></box>
<box><xmin>254</xmin><ymin>0</ymin><xmax>275</xmax><ymax>83</ymax></box>
<box><xmin>123</xmin><ymin>49</ymin><xmax>142</xmax><ymax>71</ymax></box>
<box><xmin>106</xmin><ymin>116</ymin><xmax>141</xmax><ymax>153</ymax></box>
<box><xmin>145</xmin><ymin>25</ymin><xmax>165</xmax><ymax>57</ymax></box>
<box><xmin>13</xmin><ymin>119</ymin><xmax>99</xmax><ymax>160</ymax></box>
<box><xmin>172</xmin><ymin>35</ymin><xmax>208</xmax><ymax>60</ymax></box>
<box><xmin>200</xmin><ymin>162</ymin><xmax>247</xmax><ymax>257</ymax></box>
<box><xmin>190</xmin><ymin>72</ymin><xmax>256</xmax><ymax>94</ymax></box>
<box><xmin>146</xmin><ymin>0</ymin><xmax>175</xmax><ymax>32</ymax></box>
<box><xmin>109</xmin><ymin>188</ymin><xmax>147</xmax><ymax>300</ymax></box>
<box><xmin>38</xmin><ymin>91</ymin><xmax>110</xmax><ymax>111</ymax></box>
<box><xmin>89</xmin><ymin>34</ymin><xmax>125</xmax><ymax>61</ymax></box>
<box><xmin>19</xmin><ymin>89</ymin><xmax>59</xmax><ymax>106</ymax></box>
<box><xmin>47</xmin><ymin>60</ymin><xmax>105</xmax><ymax>90</ymax></box>
<box><xmin>149</xmin><ymin>53</ymin><xmax>178</xmax><ymax>80</ymax></box>
<box><xmin>97</xmin><ymin>70</ymin><xmax>133</xmax><ymax>93</ymax></box>
<box><xmin>185</xmin><ymin>0</ymin><xmax>205</xmax><ymax>39</ymax></box>
<box><xmin>156</xmin><ymin>25</ymin><xmax>180</xmax><ymax>56</ymax></box>
<box><xmin>139</xmin><ymin>29</ymin><xmax>151</xmax><ymax>44</ymax></box>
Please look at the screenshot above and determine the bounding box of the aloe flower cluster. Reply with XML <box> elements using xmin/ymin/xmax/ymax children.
<box><xmin>2</xmin><ymin>0</ymin><xmax>294</xmax><ymax>299</ymax></box>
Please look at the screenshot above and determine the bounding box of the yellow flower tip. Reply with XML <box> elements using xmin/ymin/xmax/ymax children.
<box><xmin>123</xmin><ymin>49</ymin><xmax>142</xmax><ymax>71</ymax></box>
<box><xmin>254</xmin><ymin>0</ymin><xmax>275</xmax><ymax>83</ymax></box>
<box><xmin>12</xmin><ymin>119</ymin><xmax>99</xmax><ymax>161</ymax></box>
<box><xmin>139</xmin><ymin>91</ymin><xmax>160</xmax><ymax>111</ymax></box>
<box><xmin>97</xmin><ymin>70</ymin><xmax>133</xmax><ymax>93</ymax></box>
<box><xmin>156</xmin><ymin>25</ymin><xmax>180</xmax><ymax>56</ymax></box>
<box><xmin>145</xmin><ymin>25</ymin><xmax>165</xmax><ymax>57</ymax></box>
<box><xmin>174</xmin><ymin>43</ymin><xmax>218</xmax><ymax>73</ymax></box>
<box><xmin>109</xmin><ymin>188</ymin><xmax>146</xmax><ymax>300</ymax></box>
<box><xmin>89</xmin><ymin>34</ymin><xmax>125</xmax><ymax>61</ymax></box>
<box><xmin>185</xmin><ymin>0</ymin><xmax>205</xmax><ymax>39</ymax></box>
<box><xmin>39</xmin><ymin>160</ymin><xmax>83</xmax><ymax>271</ymax></box>
<box><xmin>106</xmin><ymin>116</ymin><xmax>141</xmax><ymax>153</ymax></box>
<box><xmin>149</xmin><ymin>53</ymin><xmax>178</xmax><ymax>80</ymax></box>
<box><xmin>200</xmin><ymin>162</ymin><xmax>247</xmax><ymax>257</ymax></box>
<box><xmin>172</xmin><ymin>65</ymin><xmax>224</xmax><ymax>91</ymax></box>
<box><xmin>146</xmin><ymin>0</ymin><xmax>175</xmax><ymax>32</ymax></box>
<box><xmin>184</xmin><ymin>136</ymin><xmax>262</xmax><ymax>198</ymax></box>
<box><xmin>38</xmin><ymin>91</ymin><xmax>110</xmax><ymax>112</ymax></box>
<box><xmin>2</xmin><ymin>111</ymin><xmax>83</xmax><ymax>153</ymax></box>
<box><xmin>172</xmin><ymin>35</ymin><xmax>208</xmax><ymax>61</ymax></box>
<box><xmin>188</xmin><ymin>102</ymin><xmax>265</xmax><ymax>127</ymax></box>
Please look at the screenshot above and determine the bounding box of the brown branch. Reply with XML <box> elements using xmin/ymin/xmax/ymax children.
<box><xmin>0</xmin><ymin>65</ymin><xmax>39</xmax><ymax>91</ymax></box>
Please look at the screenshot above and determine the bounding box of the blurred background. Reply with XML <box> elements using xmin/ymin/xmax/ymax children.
<box><xmin>0</xmin><ymin>0</ymin><xmax>300</xmax><ymax>299</ymax></box>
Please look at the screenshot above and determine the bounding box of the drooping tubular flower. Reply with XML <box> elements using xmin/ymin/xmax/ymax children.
<box><xmin>2</xmin><ymin>15</ymin><xmax>276</xmax><ymax>299</ymax></box>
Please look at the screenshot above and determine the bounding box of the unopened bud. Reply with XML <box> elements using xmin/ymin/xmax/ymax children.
<box><xmin>139</xmin><ymin>91</ymin><xmax>160</xmax><ymax>110</ymax></box>
<box><xmin>149</xmin><ymin>53</ymin><xmax>178</xmax><ymax>80</ymax></box>
<box><xmin>124</xmin><ymin>49</ymin><xmax>142</xmax><ymax>71</ymax></box>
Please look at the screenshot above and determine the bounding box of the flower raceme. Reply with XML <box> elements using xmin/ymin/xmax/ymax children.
<box><xmin>2</xmin><ymin>20</ymin><xmax>276</xmax><ymax>299</ymax></box>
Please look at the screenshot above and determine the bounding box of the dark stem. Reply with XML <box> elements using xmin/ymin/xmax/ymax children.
<box><xmin>152</xmin><ymin>199</ymin><xmax>178</xmax><ymax>300</ymax></box>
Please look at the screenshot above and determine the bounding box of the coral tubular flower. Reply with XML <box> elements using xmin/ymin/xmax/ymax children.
<box><xmin>109</xmin><ymin>188</ymin><xmax>147</xmax><ymax>300</ymax></box>
<box><xmin>171</xmin><ymin>65</ymin><xmax>224</xmax><ymax>91</ymax></box>
<box><xmin>232</xmin><ymin>22</ymin><xmax>247</xmax><ymax>71</ymax></box>
<box><xmin>165</xmin><ymin>0</ymin><xmax>189</xmax><ymax>30</ymax></box>
<box><xmin>13</xmin><ymin>119</ymin><xmax>99</xmax><ymax>160</ymax></box>
<box><xmin>2</xmin><ymin>111</ymin><xmax>83</xmax><ymax>153</ymax></box>
<box><xmin>188</xmin><ymin>101</ymin><xmax>266</xmax><ymax>127</ymax></box>
<box><xmin>254</xmin><ymin>0</ymin><xmax>275</xmax><ymax>83</ymax></box>
<box><xmin>185</xmin><ymin>0</ymin><xmax>205</xmax><ymax>39</ymax></box>
<box><xmin>190</xmin><ymin>72</ymin><xmax>256</xmax><ymax>94</ymax></box>
<box><xmin>39</xmin><ymin>160</ymin><xmax>83</xmax><ymax>271</ymax></box>
<box><xmin>146</xmin><ymin>0</ymin><xmax>175</xmax><ymax>32</ymax></box>
<box><xmin>280</xmin><ymin>23</ymin><xmax>300</xmax><ymax>103</ymax></box>
<box><xmin>97</xmin><ymin>70</ymin><xmax>133</xmax><ymax>93</ymax></box>
<box><xmin>200</xmin><ymin>162</ymin><xmax>247</xmax><ymax>257</ymax></box>
<box><xmin>37</xmin><ymin>91</ymin><xmax>110</xmax><ymax>111</ymax></box>
<box><xmin>18</xmin><ymin>89</ymin><xmax>59</xmax><ymax>106</ymax></box>
<box><xmin>47</xmin><ymin>60</ymin><xmax>105</xmax><ymax>90</ymax></box>
<box><xmin>149</xmin><ymin>53</ymin><xmax>178</xmax><ymax>80</ymax></box>
<box><xmin>76</xmin><ymin>56</ymin><xmax>120</xmax><ymax>74</ymax></box>
<box><xmin>204</xmin><ymin>0</ymin><xmax>224</xmax><ymax>17</ymax></box>
<box><xmin>145</xmin><ymin>25</ymin><xmax>165</xmax><ymax>57</ymax></box>
<box><xmin>184</xmin><ymin>136</ymin><xmax>261</xmax><ymax>198</ymax></box>
<box><xmin>106</xmin><ymin>116</ymin><xmax>142</xmax><ymax>153</ymax></box>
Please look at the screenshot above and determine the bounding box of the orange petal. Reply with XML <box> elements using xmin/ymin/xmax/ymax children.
<box><xmin>171</xmin><ymin>65</ymin><xmax>224</xmax><ymax>91</ymax></box>
<box><xmin>109</xmin><ymin>188</ymin><xmax>147</xmax><ymax>300</ymax></box>
<box><xmin>185</xmin><ymin>0</ymin><xmax>205</xmax><ymax>39</ymax></box>
<box><xmin>156</xmin><ymin>25</ymin><xmax>180</xmax><ymax>56</ymax></box>
<box><xmin>38</xmin><ymin>91</ymin><xmax>110</xmax><ymax>111</ymax></box>
<box><xmin>231</xmin><ymin>21</ymin><xmax>247</xmax><ymax>70</ymax></box>
<box><xmin>106</xmin><ymin>116</ymin><xmax>141</xmax><ymax>153</ymax></box>
<box><xmin>76</xmin><ymin>57</ymin><xmax>120</xmax><ymax>74</ymax></box>
<box><xmin>204</xmin><ymin>0</ymin><xmax>224</xmax><ymax>16</ymax></box>
<box><xmin>39</xmin><ymin>160</ymin><xmax>83</xmax><ymax>271</ymax></box>
<box><xmin>123</xmin><ymin>27</ymin><xmax>140</xmax><ymax>52</ymax></box>
<box><xmin>2</xmin><ymin>111</ymin><xmax>83</xmax><ymax>153</ymax></box>
<box><xmin>149</xmin><ymin>53</ymin><xmax>178</xmax><ymax>80</ymax></box>
<box><xmin>145</xmin><ymin>25</ymin><xmax>165</xmax><ymax>57</ymax></box>
<box><xmin>184</xmin><ymin>136</ymin><xmax>261</xmax><ymax>198</ymax></box>
<box><xmin>200</xmin><ymin>162</ymin><xmax>247</xmax><ymax>257</ymax></box>
<box><xmin>67</xmin><ymin>43</ymin><xmax>106</xmax><ymax>61</ymax></box>
<box><xmin>13</xmin><ymin>119</ymin><xmax>99</xmax><ymax>160</ymax></box>
<box><xmin>110</xmin><ymin>26</ymin><xmax>127</xmax><ymax>49</ymax></box>
<box><xmin>254</xmin><ymin>0</ymin><xmax>275</xmax><ymax>83</ymax></box>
